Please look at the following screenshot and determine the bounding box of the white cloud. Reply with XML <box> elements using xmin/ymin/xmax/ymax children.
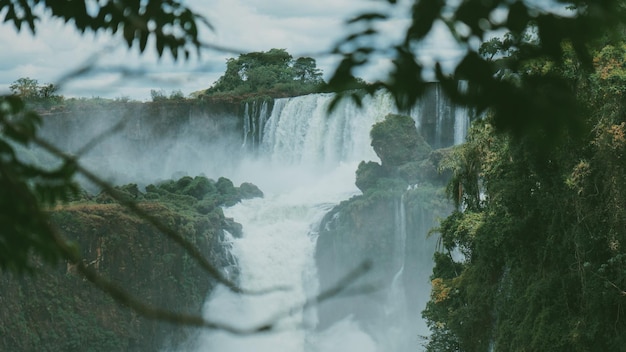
<box><xmin>0</xmin><ymin>0</ymin><xmax>463</xmax><ymax>100</ymax></box>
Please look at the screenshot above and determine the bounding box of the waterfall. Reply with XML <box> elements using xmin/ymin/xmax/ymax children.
<box><xmin>258</xmin><ymin>100</ymin><xmax>269</xmax><ymax>145</ymax></box>
<box><xmin>454</xmin><ymin>81</ymin><xmax>470</xmax><ymax>145</ymax></box>
<box><xmin>381</xmin><ymin>193</ymin><xmax>411</xmax><ymax>351</ymax></box>
<box><xmin>241</xmin><ymin>99</ymin><xmax>272</xmax><ymax>150</ymax></box>
<box><xmin>187</xmin><ymin>89</ymin><xmax>469</xmax><ymax>352</ymax></box>
<box><xmin>190</xmin><ymin>92</ymin><xmax>394</xmax><ymax>352</ymax></box>
<box><xmin>242</xmin><ymin>103</ymin><xmax>250</xmax><ymax>148</ymax></box>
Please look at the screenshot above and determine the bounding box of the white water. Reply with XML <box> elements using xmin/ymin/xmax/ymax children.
<box><xmin>454</xmin><ymin>81</ymin><xmax>470</xmax><ymax>145</ymax></box>
<box><xmin>186</xmin><ymin>90</ymin><xmax>466</xmax><ymax>352</ymax></box>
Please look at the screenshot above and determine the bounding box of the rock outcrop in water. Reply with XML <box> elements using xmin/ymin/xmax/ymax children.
<box><xmin>0</xmin><ymin>176</ymin><xmax>261</xmax><ymax>352</ymax></box>
<box><xmin>315</xmin><ymin>113</ymin><xmax>453</xmax><ymax>344</ymax></box>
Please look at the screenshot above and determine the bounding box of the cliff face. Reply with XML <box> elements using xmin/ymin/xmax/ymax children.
<box><xmin>41</xmin><ymin>100</ymin><xmax>242</xmax><ymax>149</ymax></box>
<box><xmin>37</xmin><ymin>99</ymin><xmax>244</xmax><ymax>187</ymax></box>
<box><xmin>0</xmin><ymin>176</ymin><xmax>262</xmax><ymax>352</ymax></box>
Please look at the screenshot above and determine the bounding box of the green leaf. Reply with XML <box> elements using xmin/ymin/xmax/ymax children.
<box><xmin>347</xmin><ymin>12</ymin><xmax>388</xmax><ymax>24</ymax></box>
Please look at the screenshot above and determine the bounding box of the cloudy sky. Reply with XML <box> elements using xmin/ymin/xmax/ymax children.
<box><xmin>0</xmin><ymin>0</ymin><xmax>464</xmax><ymax>101</ymax></box>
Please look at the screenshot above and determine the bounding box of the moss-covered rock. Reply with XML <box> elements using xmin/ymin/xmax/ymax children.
<box><xmin>370</xmin><ymin>114</ymin><xmax>431</xmax><ymax>171</ymax></box>
<box><xmin>315</xmin><ymin>113</ymin><xmax>453</xmax><ymax>335</ymax></box>
<box><xmin>239</xmin><ymin>182</ymin><xmax>264</xmax><ymax>199</ymax></box>
<box><xmin>355</xmin><ymin>160</ymin><xmax>386</xmax><ymax>193</ymax></box>
<box><xmin>215</xmin><ymin>177</ymin><xmax>239</xmax><ymax>206</ymax></box>
<box><xmin>397</xmin><ymin>159</ymin><xmax>439</xmax><ymax>185</ymax></box>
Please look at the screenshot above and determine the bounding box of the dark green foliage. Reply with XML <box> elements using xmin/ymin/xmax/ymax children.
<box><xmin>370</xmin><ymin>114</ymin><xmax>431</xmax><ymax>170</ymax></box>
<box><xmin>146</xmin><ymin>175</ymin><xmax>262</xmax><ymax>210</ymax></box>
<box><xmin>204</xmin><ymin>49</ymin><xmax>325</xmax><ymax>99</ymax></box>
<box><xmin>328</xmin><ymin>0</ymin><xmax>626</xmax><ymax>150</ymax></box>
<box><xmin>0</xmin><ymin>95</ymin><xmax>80</xmax><ymax>273</ymax></box>
<box><xmin>358</xmin><ymin>113</ymin><xmax>444</xmax><ymax>191</ymax></box>
<box><xmin>423</xmin><ymin>42</ymin><xmax>626</xmax><ymax>350</ymax></box>
<box><xmin>154</xmin><ymin>176</ymin><xmax>215</xmax><ymax>201</ymax></box>
<box><xmin>151</xmin><ymin>89</ymin><xmax>187</xmax><ymax>102</ymax></box>
<box><xmin>0</xmin><ymin>0</ymin><xmax>208</xmax><ymax>60</ymax></box>
<box><xmin>355</xmin><ymin>161</ymin><xmax>385</xmax><ymax>192</ymax></box>
<box><xmin>293</xmin><ymin>57</ymin><xmax>324</xmax><ymax>83</ymax></box>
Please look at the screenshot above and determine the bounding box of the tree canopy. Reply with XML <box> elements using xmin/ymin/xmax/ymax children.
<box><xmin>204</xmin><ymin>48</ymin><xmax>324</xmax><ymax>98</ymax></box>
<box><xmin>9</xmin><ymin>77</ymin><xmax>63</xmax><ymax>108</ymax></box>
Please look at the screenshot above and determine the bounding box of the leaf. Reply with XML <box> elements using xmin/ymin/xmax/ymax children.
<box><xmin>139</xmin><ymin>31</ymin><xmax>149</xmax><ymax>53</ymax></box>
<box><xmin>536</xmin><ymin>15</ymin><xmax>564</xmax><ymax>61</ymax></box>
<box><xmin>347</xmin><ymin>12</ymin><xmax>388</xmax><ymax>24</ymax></box>
<box><xmin>156</xmin><ymin>36</ymin><xmax>165</xmax><ymax>56</ymax></box>
<box><xmin>506</xmin><ymin>1</ymin><xmax>529</xmax><ymax>34</ymax></box>
<box><xmin>123</xmin><ymin>21</ymin><xmax>135</xmax><ymax>47</ymax></box>
<box><xmin>454</xmin><ymin>52</ymin><xmax>493</xmax><ymax>84</ymax></box>
<box><xmin>406</xmin><ymin>0</ymin><xmax>445</xmax><ymax>41</ymax></box>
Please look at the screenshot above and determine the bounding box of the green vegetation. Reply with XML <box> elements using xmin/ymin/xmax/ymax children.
<box><xmin>9</xmin><ymin>77</ymin><xmax>60</xmax><ymax>100</ymax></box>
<box><xmin>150</xmin><ymin>89</ymin><xmax>186</xmax><ymax>102</ymax></box>
<box><xmin>8</xmin><ymin>77</ymin><xmax>64</xmax><ymax>110</ymax></box>
<box><xmin>0</xmin><ymin>175</ymin><xmax>262</xmax><ymax>351</ymax></box>
<box><xmin>355</xmin><ymin>113</ymin><xmax>445</xmax><ymax>193</ymax></box>
<box><xmin>202</xmin><ymin>48</ymin><xmax>325</xmax><ymax>101</ymax></box>
<box><xmin>422</xmin><ymin>38</ymin><xmax>626</xmax><ymax>351</ymax></box>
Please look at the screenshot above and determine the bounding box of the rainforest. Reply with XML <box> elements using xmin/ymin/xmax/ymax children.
<box><xmin>2</xmin><ymin>1</ymin><xmax>626</xmax><ymax>351</ymax></box>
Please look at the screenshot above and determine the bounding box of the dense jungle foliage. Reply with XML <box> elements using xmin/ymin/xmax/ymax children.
<box><xmin>422</xmin><ymin>39</ymin><xmax>626</xmax><ymax>351</ymax></box>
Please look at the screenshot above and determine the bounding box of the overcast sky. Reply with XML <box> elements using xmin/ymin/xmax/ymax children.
<box><xmin>0</xmin><ymin>0</ymin><xmax>464</xmax><ymax>101</ymax></box>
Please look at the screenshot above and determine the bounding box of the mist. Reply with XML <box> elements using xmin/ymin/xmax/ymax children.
<box><xmin>35</xmin><ymin>87</ymin><xmax>466</xmax><ymax>351</ymax></box>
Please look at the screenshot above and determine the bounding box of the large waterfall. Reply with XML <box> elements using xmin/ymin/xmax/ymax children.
<box><xmin>186</xmin><ymin>89</ymin><xmax>467</xmax><ymax>352</ymax></box>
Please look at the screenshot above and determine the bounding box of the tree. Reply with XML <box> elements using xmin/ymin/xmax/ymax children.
<box><xmin>10</xmin><ymin>77</ymin><xmax>61</xmax><ymax>103</ymax></box>
<box><xmin>150</xmin><ymin>89</ymin><xmax>167</xmax><ymax>102</ymax></box>
<box><xmin>293</xmin><ymin>57</ymin><xmax>323</xmax><ymax>84</ymax></box>
<box><xmin>9</xmin><ymin>77</ymin><xmax>39</xmax><ymax>98</ymax></box>
<box><xmin>205</xmin><ymin>48</ymin><xmax>325</xmax><ymax>97</ymax></box>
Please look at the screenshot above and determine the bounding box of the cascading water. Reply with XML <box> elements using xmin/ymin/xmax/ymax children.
<box><xmin>454</xmin><ymin>81</ymin><xmax>470</xmax><ymax>145</ymax></box>
<box><xmin>380</xmin><ymin>193</ymin><xmax>411</xmax><ymax>351</ymax></box>
<box><xmin>242</xmin><ymin>99</ymin><xmax>271</xmax><ymax>150</ymax></box>
<box><xmin>186</xmin><ymin>87</ymin><xmax>468</xmax><ymax>352</ymax></box>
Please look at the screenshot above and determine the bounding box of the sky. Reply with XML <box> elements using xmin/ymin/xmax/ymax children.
<box><xmin>0</xmin><ymin>0</ymin><xmax>465</xmax><ymax>101</ymax></box>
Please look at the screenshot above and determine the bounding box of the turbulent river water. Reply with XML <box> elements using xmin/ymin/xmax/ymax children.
<box><xmin>184</xmin><ymin>90</ymin><xmax>467</xmax><ymax>352</ymax></box>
